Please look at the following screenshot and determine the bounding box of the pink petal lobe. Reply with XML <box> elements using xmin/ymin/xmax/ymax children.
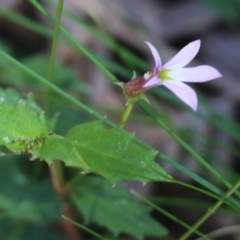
<box><xmin>143</xmin><ymin>76</ymin><xmax>161</xmax><ymax>88</ymax></box>
<box><xmin>145</xmin><ymin>41</ymin><xmax>162</xmax><ymax>69</ymax></box>
<box><xmin>163</xmin><ymin>81</ymin><xmax>197</xmax><ymax>111</ymax></box>
<box><xmin>163</xmin><ymin>40</ymin><xmax>201</xmax><ymax>69</ymax></box>
<box><xmin>168</xmin><ymin>65</ymin><xmax>222</xmax><ymax>82</ymax></box>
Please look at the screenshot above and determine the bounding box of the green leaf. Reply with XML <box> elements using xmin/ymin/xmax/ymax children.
<box><xmin>0</xmin><ymin>88</ymin><xmax>25</xmax><ymax>107</ymax></box>
<box><xmin>0</xmin><ymin>156</ymin><xmax>60</xmax><ymax>224</ymax></box>
<box><xmin>72</xmin><ymin>176</ymin><xmax>168</xmax><ymax>239</ymax></box>
<box><xmin>0</xmin><ymin>92</ymin><xmax>47</xmax><ymax>152</ymax></box>
<box><xmin>66</xmin><ymin>120</ymin><xmax>172</xmax><ymax>184</ymax></box>
<box><xmin>31</xmin><ymin>134</ymin><xmax>89</xmax><ymax>171</ymax></box>
<box><xmin>0</xmin><ymin>88</ymin><xmax>43</xmax><ymax>114</ymax></box>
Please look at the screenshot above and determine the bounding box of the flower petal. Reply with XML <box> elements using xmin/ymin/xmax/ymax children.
<box><xmin>163</xmin><ymin>40</ymin><xmax>201</xmax><ymax>69</ymax></box>
<box><xmin>143</xmin><ymin>76</ymin><xmax>161</xmax><ymax>89</ymax></box>
<box><xmin>145</xmin><ymin>41</ymin><xmax>162</xmax><ymax>69</ymax></box>
<box><xmin>167</xmin><ymin>65</ymin><xmax>222</xmax><ymax>82</ymax></box>
<box><xmin>163</xmin><ymin>81</ymin><xmax>197</xmax><ymax>111</ymax></box>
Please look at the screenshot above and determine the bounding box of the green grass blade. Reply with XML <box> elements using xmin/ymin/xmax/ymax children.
<box><xmin>62</xmin><ymin>215</ymin><xmax>109</xmax><ymax>240</ymax></box>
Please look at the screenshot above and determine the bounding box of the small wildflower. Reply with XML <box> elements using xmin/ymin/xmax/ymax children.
<box><xmin>118</xmin><ymin>40</ymin><xmax>222</xmax><ymax>111</ymax></box>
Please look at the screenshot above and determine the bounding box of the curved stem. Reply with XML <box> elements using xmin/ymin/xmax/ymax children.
<box><xmin>179</xmin><ymin>178</ymin><xmax>240</xmax><ymax>240</ymax></box>
<box><xmin>119</xmin><ymin>101</ymin><xmax>135</xmax><ymax>128</ymax></box>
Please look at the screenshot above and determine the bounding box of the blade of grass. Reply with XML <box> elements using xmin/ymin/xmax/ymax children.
<box><xmin>130</xmin><ymin>190</ymin><xmax>212</xmax><ymax>240</ymax></box>
<box><xmin>139</xmin><ymin>101</ymin><xmax>240</xmax><ymax>199</ymax></box>
<box><xmin>62</xmin><ymin>215</ymin><xmax>109</xmax><ymax>240</ymax></box>
<box><xmin>0</xmin><ymin>7</ymin><xmax>52</xmax><ymax>38</ymax></box>
<box><xmin>179</xmin><ymin>178</ymin><xmax>240</xmax><ymax>240</ymax></box>
<box><xmin>29</xmin><ymin>0</ymin><xmax>118</xmax><ymax>83</ymax></box>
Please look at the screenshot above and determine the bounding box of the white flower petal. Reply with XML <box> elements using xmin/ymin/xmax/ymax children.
<box><xmin>163</xmin><ymin>81</ymin><xmax>197</xmax><ymax>111</ymax></box>
<box><xmin>168</xmin><ymin>65</ymin><xmax>222</xmax><ymax>82</ymax></box>
<box><xmin>143</xmin><ymin>76</ymin><xmax>161</xmax><ymax>88</ymax></box>
<box><xmin>145</xmin><ymin>41</ymin><xmax>162</xmax><ymax>69</ymax></box>
<box><xmin>163</xmin><ymin>40</ymin><xmax>201</xmax><ymax>69</ymax></box>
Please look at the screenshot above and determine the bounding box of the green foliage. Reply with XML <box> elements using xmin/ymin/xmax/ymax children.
<box><xmin>31</xmin><ymin>134</ymin><xmax>89</xmax><ymax>170</ymax></box>
<box><xmin>0</xmin><ymin>87</ymin><xmax>42</xmax><ymax>112</ymax></box>
<box><xmin>0</xmin><ymin>89</ymin><xmax>47</xmax><ymax>153</ymax></box>
<box><xmin>32</xmin><ymin>120</ymin><xmax>172</xmax><ymax>184</ymax></box>
<box><xmin>72</xmin><ymin>176</ymin><xmax>168</xmax><ymax>239</ymax></box>
<box><xmin>67</xmin><ymin>120</ymin><xmax>172</xmax><ymax>184</ymax></box>
<box><xmin>0</xmin><ymin>156</ymin><xmax>60</xmax><ymax>224</ymax></box>
<box><xmin>1</xmin><ymin>0</ymin><xmax>240</xmax><ymax>239</ymax></box>
<box><xmin>0</xmin><ymin>88</ymin><xmax>171</xmax><ymax>184</ymax></box>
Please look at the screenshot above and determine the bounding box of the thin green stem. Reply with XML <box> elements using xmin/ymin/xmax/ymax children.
<box><xmin>179</xmin><ymin>178</ymin><xmax>240</xmax><ymax>240</ymax></box>
<box><xmin>30</xmin><ymin>0</ymin><xmax>118</xmax><ymax>83</ymax></box>
<box><xmin>62</xmin><ymin>216</ymin><xmax>109</xmax><ymax>240</ymax></box>
<box><xmin>0</xmin><ymin>49</ymin><xmax>108</xmax><ymax>123</ymax></box>
<box><xmin>119</xmin><ymin>101</ymin><xmax>135</xmax><ymax>128</ymax></box>
<box><xmin>131</xmin><ymin>190</ymin><xmax>211</xmax><ymax>240</ymax></box>
<box><xmin>0</xmin><ymin>7</ymin><xmax>52</xmax><ymax>38</ymax></box>
<box><xmin>139</xmin><ymin>101</ymin><xmax>240</xmax><ymax>199</ymax></box>
<box><xmin>174</xmin><ymin>180</ymin><xmax>240</xmax><ymax>212</ymax></box>
<box><xmin>47</xmin><ymin>0</ymin><xmax>64</xmax><ymax>82</ymax></box>
<box><xmin>46</xmin><ymin>0</ymin><xmax>65</xmax><ymax>198</ymax></box>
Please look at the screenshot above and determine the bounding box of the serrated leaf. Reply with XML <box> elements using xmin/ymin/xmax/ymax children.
<box><xmin>0</xmin><ymin>88</ymin><xmax>22</xmax><ymax>107</ymax></box>
<box><xmin>31</xmin><ymin>134</ymin><xmax>89</xmax><ymax>171</ymax></box>
<box><xmin>66</xmin><ymin>120</ymin><xmax>172</xmax><ymax>184</ymax></box>
<box><xmin>0</xmin><ymin>88</ymin><xmax>42</xmax><ymax>114</ymax></box>
<box><xmin>72</xmin><ymin>176</ymin><xmax>168</xmax><ymax>239</ymax></box>
<box><xmin>0</xmin><ymin>101</ymin><xmax>47</xmax><ymax>152</ymax></box>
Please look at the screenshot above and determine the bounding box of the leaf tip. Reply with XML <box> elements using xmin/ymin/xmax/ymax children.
<box><xmin>18</xmin><ymin>99</ymin><xmax>25</xmax><ymax>105</ymax></box>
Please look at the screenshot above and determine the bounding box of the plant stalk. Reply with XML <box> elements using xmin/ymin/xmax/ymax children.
<box><xmin>47</xmin><ymin>0</ymin><xmax>65</xmax><ymax>198</ymax></box>
<box><xmin>179</xmin><ymin>178</ymin><xmax>240</xmax><ymax>240</ymax></box>
<box><xmin>47</xmin><ymin>0</ymin><xmax>64</xmax><ymax>82</ymax></box>
<box><xmin>119</xmin><ymin>101</ymin><xmax>135</xmax><ymax>128</ymax></box>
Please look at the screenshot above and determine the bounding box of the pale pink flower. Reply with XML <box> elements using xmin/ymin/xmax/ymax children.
<box><xmin>122</xmin><ymin>40</ymin><xmax>222</xmax><ymax>110</ymax></box>
<box><xmin>141</xmin><ymin>40</ymin><xmax>222</xmax><ymax>111</ymax></box>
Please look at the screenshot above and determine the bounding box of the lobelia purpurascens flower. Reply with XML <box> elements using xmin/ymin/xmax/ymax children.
<box><xmin>117</xmin><ymin>40</ymin><xmax>222</xmax><ymax>111</ymax></box>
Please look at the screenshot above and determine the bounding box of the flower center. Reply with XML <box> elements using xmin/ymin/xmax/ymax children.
<box><xmin>158</xmin><ymin>69</ymin><xmax>172</xmax><ymax>81</ymax></box>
